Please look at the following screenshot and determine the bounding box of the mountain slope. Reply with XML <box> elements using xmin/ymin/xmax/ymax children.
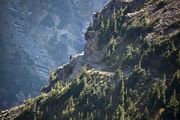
<box><xmin>0</xmin><ymin>0</ymin><xmax>179</xmax><ymax>119</ymax></box>
<box><xmin>0</xmin><ymin>0</ymin><xmax>107</xmax><ymax>109</ymax></box>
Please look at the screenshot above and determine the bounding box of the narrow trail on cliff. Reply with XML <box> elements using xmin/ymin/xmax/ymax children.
<box><xmin>66</xmin><ymin>55</ymin><xmax>114</xmax><ymax>81</ymax></box>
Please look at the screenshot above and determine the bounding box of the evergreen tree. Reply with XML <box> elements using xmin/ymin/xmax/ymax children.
<box><xmin>127</xmin><ymin>97</ymin><xmax>136</xmax><ymax>118</ymax></box>
<box><xmin>107</xmin><ymin>95</ymin><xmax>113</xmax><ymax>109</ymax></box>
<box><xmin>114</xmin><ymin>69</ymin><xmax>125</xmax><ymax>120</ymax></box>
<box><xmin>114</xmin><ymin>69</ymin><xmax>123</xmax><ymax>80</ymax></box>
<box><xmin>101</xmin><ymin>20</ymin><xmax>105</xmax><ymax>30</ymax></box>
<box><xmin>54</xmin><ymin>81</ymin><xmax>63</xmax><ymax>92</ymax></box>
<box><xmin>107</xmin><ymin>19</ymin><xmax>110</xmax><ymax>28</ymax></box>
<box><xmin>116</xmin><ymin>105</ymin><xmax>125</xmax><ymax>120</ymax></box>
<box><xmin>161</xmin><ymin>74</ymin><xmax>167</xmax><ymax>105</ymax></box>
<box><xmin>49</xmin><ymin>69</ymin><xmax>56</xmax><ymax>82</ymax></box>
<box><xmin>113</xmin><ymin>7</ymin><xmax>116</xmax><ymax>20</ymax></box>
<box><xmin>120</xmin><ymin>76</ymin><xmax>125</xmax><ymax>107</ymax></box>
<box><xmin>170</xmin><ymin>40</ymin><xmax>176</xmax><ymax>51</ymax></box>
<box><xmin>143</xmin><ymin>107</ymin><xmax>151</xmax><ymax>120</ymax></box>
<box><xmin>113</xmin><ymin>7</ymin><xmax>117</xmax><ymax>32</ymax></box>
<box><xmin>115</xmin><ymin>105</ymin><xmax>121</xmax><ymax>120</ymax></box>
<box><xmin>114</xmin><ymin>19</ymin><xmax>117</xmax><ymax>32</ymax></box>
<box><xmin>171</xmin><ymin>69</ymin><xmax>180</xmax><ymax>94</ymax></box>
<box><xmin>167</xmin><ymin>90</ymin><xmax>179</xmax><ymax>119</ymax></box>
<box><xmin>90</xmin><ymin>112</ymin><xmax>93</xmax><ymax>120</ymax></box>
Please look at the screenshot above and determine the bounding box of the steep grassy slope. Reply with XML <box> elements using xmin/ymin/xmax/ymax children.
<box><xmin>0</xmin><ymin>0</ymin><xmax>179</xmax><ymax>120</ymax></box>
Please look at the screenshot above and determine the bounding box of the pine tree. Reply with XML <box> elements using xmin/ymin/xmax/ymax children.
<box><xmin>120</xmin><ymin>76</ymin><xmax>125</xmax><ymax>107</ymax></box>
<box><xmin>172</xmin><ymin>69</ymin><xmax>180</xmax><ymax>93</ymax></box>
<box><xmin>107</xmin><ymin>19</ymin><xmax>110</xmax><ymax>28</ymax></box>
<box><xmin>107</xmin><ymin>95</ymin><xmax>113</xmax><ymax>109</ymax></box>
<box><xmin>54</xmin><ymin>81</ymin><xmax>63</xmax><ymax>92</ymax></box>
<box><xmin>113</xmin><ymin>7</ymin><xmax>117</xmax><ymax>32</ymax></box>
<box><xmin>114</xmin><ymin>69</ymin><xmax>123</xmax><ymax>80</ymax></box>
<box><xmin>143</xmin><ymin>107</ymin><xmax>151</xmax><ymax>120</ymax></box>
<box><xmin>113</xmin><ymin>7</ymin><xmax>116</xmax><ymax>20</ymax></box>
<box><xmin>115</xmin><ymin>105</ymin><xmax>120</xmax><ymax>120</ymax></box>
<box><xmin>66</xmin><ymin>96</ymin><xmax>75</xmax><ymax>114</ymax></box>
<box><xmin>90</xmin><ymin>112</ymin><xmax>93</xmax><ymax>120</ymax></box>
<box><xmin>101</xmin><ymin>20</ymin><xmax>105</xmax><ymax>30</ymax></box>
<box><xmin>69</xmin><ymin>96</ymin><xmax>75</xmax><ymax>108</ymax></box>
<box><xmin>49</xmin><ymin>69</ymin><xmax>56</xmax><ymax>82</ymax></box>
<box><xmin>115</xmin><ymin>82</ymin><xmax>125</xmax><ymax>120</ymax></box>
<box><xmin>117</xmin><ymin>105</ymin><xmax>125</xmax><ymax>120</ymax></box>
<box><xmin>114</xmin><ymin>19</ymin><xmax>117</xmax><ymax>32</ymax></box>
<box><xmin>127</xmin><ymin>97</ymin><xmax>136</xmax><ymax>117</ymax></box>
<box><xmin>167</xmin><ymin>90</ymin><xmax>179</xmax><ymax>119</ymax></box>
<box><xmin>170</xmin><ymin>40</ymin><xmax>176</xmax><ymax>51</ymax></box>
<box><xmin>161</xmin><ymin>74</ymin><xmax>167</xmax><ymax>105</ymax></box>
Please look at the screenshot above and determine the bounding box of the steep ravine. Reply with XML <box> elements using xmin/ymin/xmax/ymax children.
<box><xmin>0</xmin><ymin>0</ymin><xmax>108</xmax><ymax>109</ymax></box>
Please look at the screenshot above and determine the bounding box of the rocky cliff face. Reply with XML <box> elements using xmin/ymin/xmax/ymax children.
<box><xmin>84</xmin><ymin>0</ymin><xmax>146</xmax><ymax>64</ymax></box>
<box><xmin>0</xmin><ymin>0</ymin><xmax>179</xmax><ymax>119</ymax></box>
<box><xmin>0</xmin><ymin>0</ymin><xmax>107</xmax><ymax>109</ymax></box>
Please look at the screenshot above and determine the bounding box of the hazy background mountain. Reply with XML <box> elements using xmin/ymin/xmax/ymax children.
<box><xmin>0</xmin><ymin>0</ymin><xmax>107</xmax><ymax>109</ymax></box>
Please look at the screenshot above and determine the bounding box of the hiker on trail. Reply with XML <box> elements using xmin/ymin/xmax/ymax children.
<box><xmin>70</xmin><ymin>54</ymin><xmax>72</xmax><ymax>60</ymax></box>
